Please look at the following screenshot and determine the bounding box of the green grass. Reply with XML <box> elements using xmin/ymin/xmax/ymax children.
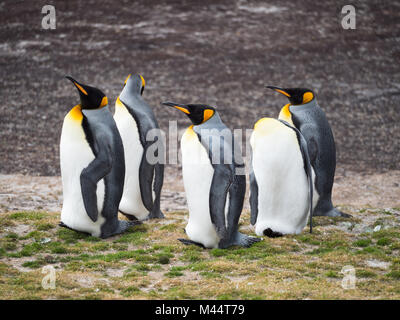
<box><xmin>0</xmin><ymin>209</ymin><xmax>400</xmax><ymax>299</ymax></box>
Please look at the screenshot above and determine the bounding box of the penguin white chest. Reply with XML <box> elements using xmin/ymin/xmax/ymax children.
<box><xmin>114</xmin><ymin>102</ymin><xmax>148</xmax><ymax>219</ymax></box>
<box><xmin>59</xmin><ymin>111</ymin><xmax>105</xmax><ymax>237</ymax></box>
<box><xmin>180</xmin><ymin>127</ymin><xmax>220</xmax><ymax>248</ymax></box>
<box><xmin>251</xmin><ymin>119</ymin><xmax>310</xmax><ymax>235</ymax></box>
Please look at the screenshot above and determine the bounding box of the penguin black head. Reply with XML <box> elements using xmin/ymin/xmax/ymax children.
<box><xmin>122</xmin><ymin>73</ymin><xmax>145</xmax><ymax>96</ymax></box>
<box><xmin>162</xmin><ymin>102</ymin><xmax>216</xmax><ymax>125</ymax></box>
<box><xmin>66</xmin><ymin>76</ymin><xmax>108</xmax><ymax>109</ymax></box>
<box><xmin>266</xmin><ymin>86</ymin><xmax>315</xmax><ymax>105</ymax></box>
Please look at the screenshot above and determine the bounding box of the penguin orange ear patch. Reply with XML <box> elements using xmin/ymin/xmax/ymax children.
<box><xmin>100</xmin><ymin>96</ymin><xmax>108</xmax><ymax>108</ymax></box>
<box><xmin>302</xmin><ymin>92</ymin><xmax>314</xmax><ymax>104</ymax></box>
<box><xmin>202</xmin><ymin>109</ymin><xmax>214</xmax><ymax>123</ymax></box>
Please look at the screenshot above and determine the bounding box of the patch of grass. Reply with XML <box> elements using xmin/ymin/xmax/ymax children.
<box><xmin>35</xmin><ymin>223</ymin><xmax>54</xmax><ymax>231</ymax></box>
<box><xmin>5</xmin><ymin>233</ymin><xmax>19</xmax><ymax>240</ymax></box>
<box><xmin>157</xmin><ymin>255</ymin><xmax>171</xmax><ymax>264</ymax></box>
<box><xmin>165</xmin><ymin>266</ymin><xmax>185</xmax><ymax>277</ymax></box>
<box><xmin>9</xmin><ymin>211</ymin><xmax>49</xmax><ymax>220</ymax></box>
<box><xmin>121</xmin><ymin>286</ymin><xmax>140</xmax><ymax>297</ymax></box>
<box><xmin>356</xmin><ymin>269</ymin><xmax>377</xmax><ymax>278</ymax></box>
<box><xmin>353</xmin><ymin>239</ymin><xmax>372</xmax><ymax>247</ymax></box>
<box><xmin>377</xmin><ymin>238</ymin><xmax>392</xmax><ymax>246</ymax></box>
<box><xmin>325</xmin><ymin>271</ymin><xmax>340</xmax><ymax>278</ymax></box>
<box><xmin>56</xmin><ymin>228</ymin><xmax>88</xmax><ymax>243</ymax></box>
<box><xmin>22</xmin><ymin>260</ymin><xmax>46</xmax><ymax>269</ymax></box>
<box><xmin>386</xmin><ymin>270</ymin><xmax>400</xmax><ymax>279</ymax></box>
<box><xmin>115</xmin><ymin>225</ymin><xmax>148</xmax><ymax>244</ymax></box>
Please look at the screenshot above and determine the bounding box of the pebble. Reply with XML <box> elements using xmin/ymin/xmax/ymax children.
<box><xmin>373</xmin><ymin>225</ymin><xmax>382</xmax><ymax>232</ymax></box>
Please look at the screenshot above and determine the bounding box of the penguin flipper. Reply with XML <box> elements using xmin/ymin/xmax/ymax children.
<box><xmin>148</xmin><ymin>162</ymin><xmax>165</xmax><ymax>219</ymax></box>
<box><xmin>279</xmin><ymin>120</ymin><xmax>314</xmax><ymax>233</ymax></box>
<box><xmin>138</xmin><ymin>151</ymin><xmax>155</xmax><ymax>213</ymax></box>
<box><xmin>209</xmin><ymin>166</ymin><xmax>232</xmax><ymax>239</ymax></box>
<box><xmin>80</xmin><ymin>141</ymin><xmax>113</xmax><ymax>222</ymax></box>
<box><xmin>249</xmin><ymin>170</ymin><xmax>259</xmax><ymax>226</ymax></box>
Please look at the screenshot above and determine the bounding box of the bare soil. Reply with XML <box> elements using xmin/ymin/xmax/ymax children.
<box><xmin>0</xmin><ymin>0</ymin><xmax>399</xmax><ymax>176</ymax></box>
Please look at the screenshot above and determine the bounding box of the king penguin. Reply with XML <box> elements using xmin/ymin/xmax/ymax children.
<box><xmin>162</xmin><ymin>102</ymin><xmax>261</xmax><ymax>249</ymax></box>
<box><xmin>249</xmin><ymin>114</ymin><xmax>314</xmax><ymax>237</ymax></box>
<box><xmin>266</xmin><ymin>86</ymin><xmax>350</xmax><ymax>218</ymax></box>
<box><xmin>60</xmin><ymin>76</ymin><xmax>139</xmax><ymax>238</ymax></box>
<box><xmin>113</xmin><ymin>74</ymin><xmax>164</xmax><ymax>221</ymax></box>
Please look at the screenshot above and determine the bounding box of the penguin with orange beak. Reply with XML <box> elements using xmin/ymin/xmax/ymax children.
<box><xmin>162</xmin><ymin>102</ymin><xmax>261</xmax><ymax>249</ymax></box>
<box><xmin>265</xmin><ymin>86</ymin><xmax>350</xmax><ymax>218</ymax></box>
<box><xmin>60</xmin><ymin>77</ymin><xmax>139</xmax><ymax>238</ymax></box>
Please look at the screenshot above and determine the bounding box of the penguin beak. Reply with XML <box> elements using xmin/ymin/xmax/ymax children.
<box><xmin>162</xmin><ymin>102</ymin><xmax>190</xmax><ymax>114</ymax></box>
<box><xmin>66</xmin><ymin>76</ymin><xmax>88</xmax><ymax>96</ymax></box>
<box><xmin>266</xmin><ymin>86</ymin><xmax>291</xmax><ymax>98</ymax></box>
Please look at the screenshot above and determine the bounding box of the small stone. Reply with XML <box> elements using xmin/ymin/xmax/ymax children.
<box><xmin>40</xmin><ymin>237</ymin><xmax>51</xmax><ymax>244</ymax></box>
<box><xmin>373</xmin><ymin>225</ymin><xmax>382</xmax><ymax>232</ymax></box>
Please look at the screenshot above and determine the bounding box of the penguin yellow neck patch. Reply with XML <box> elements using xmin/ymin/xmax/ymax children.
<box><xmin>68</xmin><ymin>105</ymin><xmax>83</xmax><ymax>122</ymax></box>
<box><xmin>278</xmin><ymin>104</ymin><xmax>293</xmax><ymax>124</ymax></box>
<box><xmin>140</xmin><ymin>75</ymin><xmax>145</xmax><ymax>88</ymax></box>
<box><xmin>184</xmin><ymin>125</ymin><xmax>197</xmax><ymax>140</ymax></box>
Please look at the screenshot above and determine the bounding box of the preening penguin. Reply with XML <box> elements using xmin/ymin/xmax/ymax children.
<box><xmin>114</xmin><ymin>74</ymin><xmax>164</xmax><ymax>221</ymax></box>
<box><xmin>163</xmin><ymin>102</ymin><xmax>261</xmax><ymax>249</ymax></box>
<box><xmin>60</xmin><ymin>76</ymin><xmax>139</xmax><ymax>238</ymax></box>
<box><xmin>249</xmin><ymin>116</ymin><xmax>314</xmax><ymax>237</ymax></box>
<box><xmin>267</xmin><ymin>86</ymin><xmax>350</xmax><ymax>218</ymax></box>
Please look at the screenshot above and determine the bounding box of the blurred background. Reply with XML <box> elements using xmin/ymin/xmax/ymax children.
<box><xmin>0</xmin><ymin>0</ymin><xmax>399</xmax><ymax>176</ymax></box>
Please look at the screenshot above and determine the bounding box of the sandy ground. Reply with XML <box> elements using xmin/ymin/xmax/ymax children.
<box><xmin>1</xmin><ymin>167</ymin><xmax>399</xmax><ymax>215</ymax></box>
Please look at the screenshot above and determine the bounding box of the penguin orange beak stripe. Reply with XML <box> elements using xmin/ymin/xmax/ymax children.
<box><xmin>162</xmin><ymin>102</ymin><xmax>190</xmax><ymax>114</ymax></box>
<box><xmin>66</xmin><ymin>76</ymin><xmax>88</xmax><ymax>96</ymax></box>
<box><xmin>266</xmin><ymin>86</ymin><xmax>291</xmax><ymax>98</ymax></box>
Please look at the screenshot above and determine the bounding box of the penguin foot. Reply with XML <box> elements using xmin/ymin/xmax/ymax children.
<box><xmin>103</xmin><ymin>220</ymin><xmax>142</xmax><ymax>238</ymax></box>
<box><xmin>263</xmin><ymin>228</ymin><xmax>283</xmax><ymax>238</ymax></box>
<box><xmin>148</xmin><ymin>209</ymin><xmax>165</xmax><ymax>220</ymax></box>
<box><xmin>314</xmin><ymin>208</ymin><xmax>352</xmax><ymax>218</ymax></box>
<box><xmin>177</xmin><ymin>238</ymin><xmax>206</xmax><ymax>249</ymax></box>
<box><xmin>230</xmin><ymin>232</ymin><xmax>262</xmax><ymax>248</ymax></box>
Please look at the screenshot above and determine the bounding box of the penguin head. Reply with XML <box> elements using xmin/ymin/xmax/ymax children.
<box><xmin>162</xmin><ymin>102</ymin><xmax>216</xmax><ymax>125</ymax></box>
<box><xmin>122</xmin><ymin>73</ymin><xmax>145</xmax><ymax>96</ymax></box>
<box><xmin>66</xmin><ymin>76</ymin><xmax>108</xmax><ymax>109</ymax></box>
<box><xmin>266</xmin><ymin>86</ymin><xmax>315</xmax><ymax>105</ymax></box>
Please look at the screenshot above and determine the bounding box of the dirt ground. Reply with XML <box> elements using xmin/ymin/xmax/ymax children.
<box><xmin>0</xmin><ymin>0</ymin><xmax>399</xmax><ymax>176</ymax></box>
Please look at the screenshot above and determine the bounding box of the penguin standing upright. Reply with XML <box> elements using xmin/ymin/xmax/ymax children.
<box><xmin>267</xmin><ymin>86</ymin><xmax>350</xmax><ymax>218</ymax></box>
<box><xmin>114</xmin><ymin>74</ymin><xmax>164</xmax><ymax>221</ymax></box>
<box><xmin>162</xmin><ymin>102</ymin><xmax>261</xmax><ymax>249</ymax></box>
<box><xmin>60</xmin><ymin>77</ymin><xmax>138</xmax><ymax>238</ymax></box>
<box><xmin>249</xmin><ymin>114</ymin><xmax>314</xmax><ymax>237</ymax></box>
